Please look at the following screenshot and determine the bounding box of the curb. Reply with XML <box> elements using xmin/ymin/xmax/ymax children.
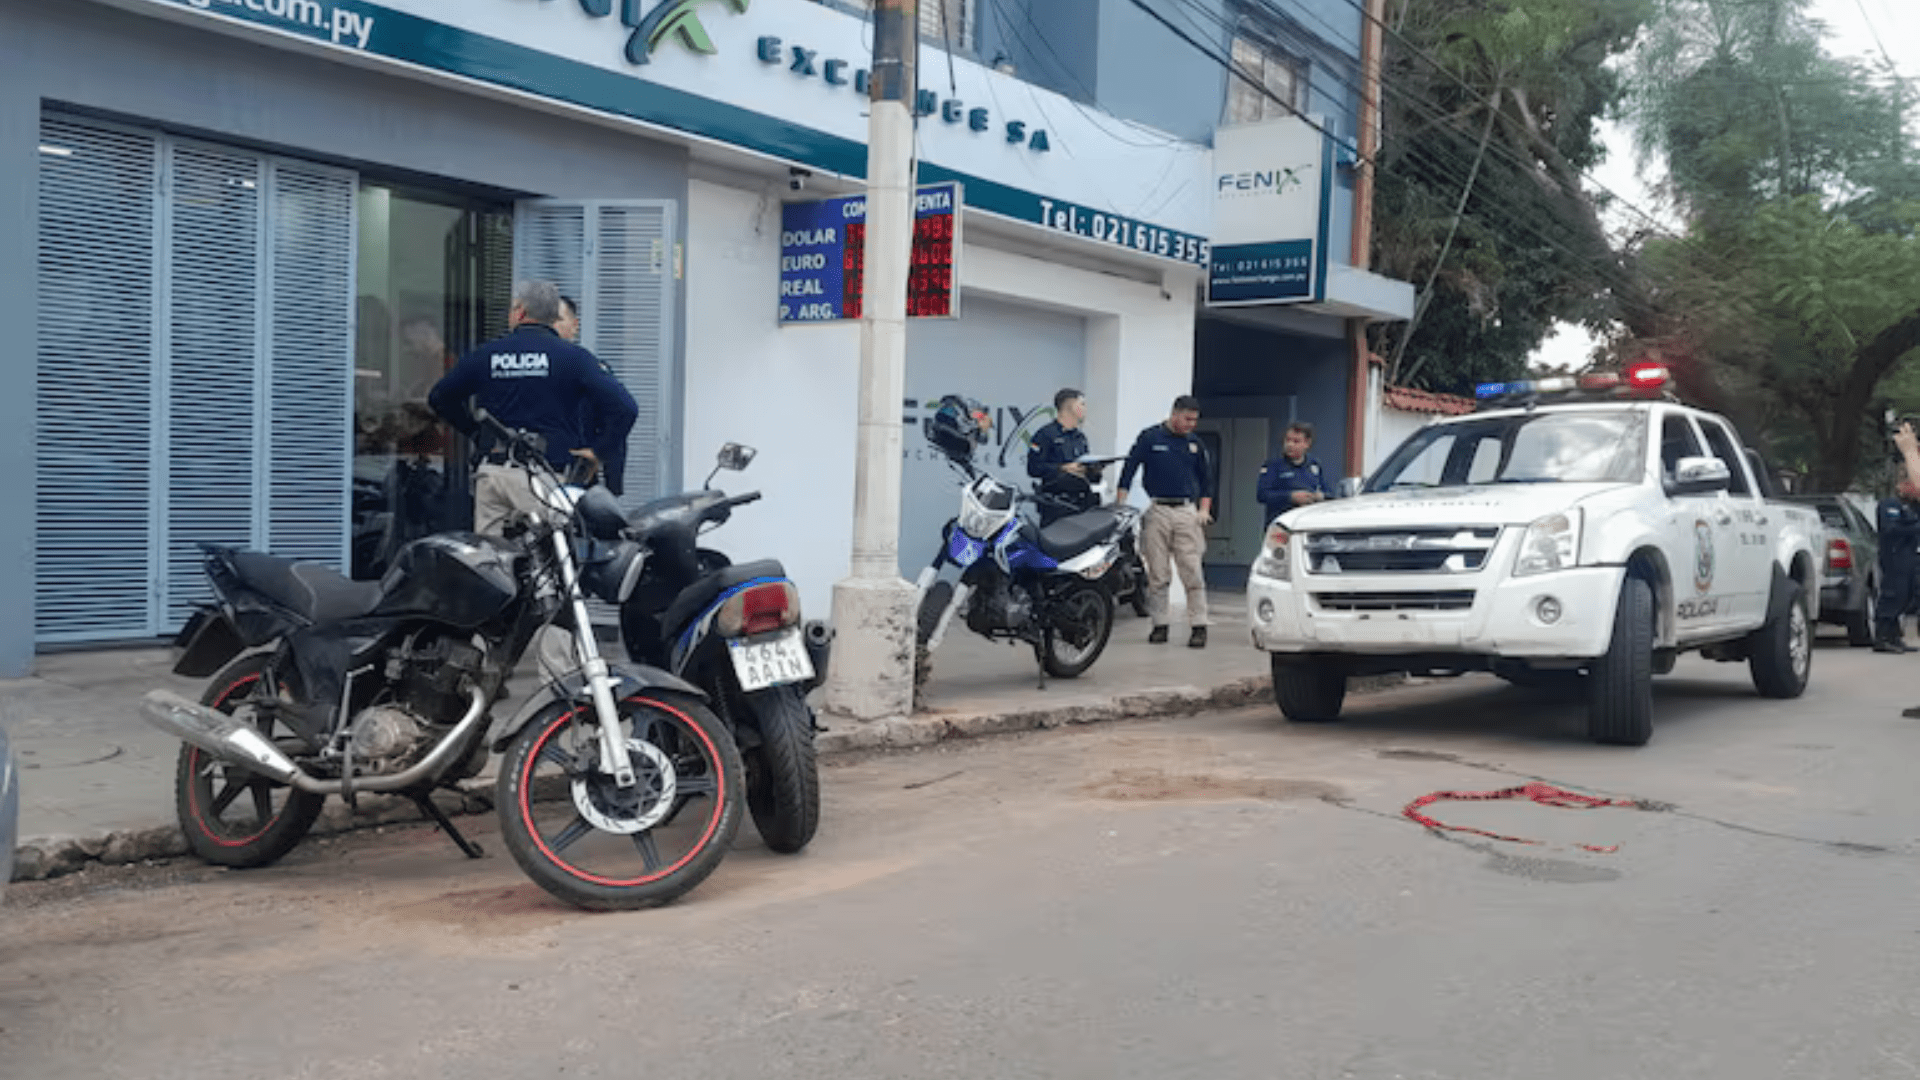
<box><xmin>9</xmin><ymin>673</ymin><xmax>1402</xmax><ymax>884</ymax></box>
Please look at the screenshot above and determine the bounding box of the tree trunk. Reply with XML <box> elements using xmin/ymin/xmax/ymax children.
<box><xmin>1812</xmin><ymin>305</ymin><xmax>1920</xmax><ymax>490</ymax></box>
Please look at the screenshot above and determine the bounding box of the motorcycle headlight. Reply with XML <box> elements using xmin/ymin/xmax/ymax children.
<box><xmin>1253</xmin><ymin>524</ymin><xmax>1292</xmax><ymax>582</ymax></box>
<box><xmin>1513</xmin><ymin>509</ymin><xmax>1581</xmax><ymax>578</ymax></box>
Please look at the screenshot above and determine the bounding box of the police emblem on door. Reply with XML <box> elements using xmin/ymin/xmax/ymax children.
<box><xmin>1693</xmin><ymin>519</ymin><xmax>1715</xmax><ymax>593</ymax></box>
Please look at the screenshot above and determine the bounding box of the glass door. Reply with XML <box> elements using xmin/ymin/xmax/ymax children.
<box><xmin>352</xmin><ymin>184</ymin><xmax>512</xmax><ymax>579</ymax></box>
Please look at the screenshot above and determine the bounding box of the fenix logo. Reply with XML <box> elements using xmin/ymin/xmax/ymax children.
<box><xmin>492</xmin><ymin>352</ymin><xmax>551</xmax><ymax>378</ymax></box>
<box><xmin>1216</xmin><ymin>165</ymin><xmax>1311</xmax><ymax>196</ymax></box>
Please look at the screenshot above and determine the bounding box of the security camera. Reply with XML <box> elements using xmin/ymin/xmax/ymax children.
<box><xmin>788</xmin><ymin>167</ymin><xmax>812</xmax><ymax>192</ymax></box>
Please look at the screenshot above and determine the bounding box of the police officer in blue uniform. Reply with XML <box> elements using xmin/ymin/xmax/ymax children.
<box><xmin>557</xmin><ymin>294</ymin><xmax>632</xmax><ymax>497</ymax></box>
<box><xmin>1256</xmin><ymin>421</ymin><xmax>1330</xmax><ymax>524</ymax></box>
<box><xmin>1116</xmin><ymin>395</ymin><xmax>1213</xmax><ymax>647</ymax></box>
<box><xmin>429</xmin><ymin>281</ymin><xmax>638</xmax><ymax>537</ymax></box>
<box><xmin>1028</xmin><ymin>388</ymin><xmax>1093</xmax><ymax>524</ymax></box>
<box><xmin>1874</xmin><ymin>476</ymin><xmax>1920</xmax><ymax>653</ymax></box>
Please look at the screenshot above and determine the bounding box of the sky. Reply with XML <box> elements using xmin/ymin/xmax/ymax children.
<box><xmin>1526</xmin><ymin>0</ymin><xmax>1920</xmax><ymax>373</ymax></box>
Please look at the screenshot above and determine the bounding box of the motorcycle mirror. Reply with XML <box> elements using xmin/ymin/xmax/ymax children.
<box><xmin>717</xmin><ymin>443</ymin><xmax>757</xmax><ymax>472</ymax></box>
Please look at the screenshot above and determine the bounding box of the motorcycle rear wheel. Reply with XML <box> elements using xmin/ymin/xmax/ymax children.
<box><xmin>175</xmin><ymin>653</ymin><xmax>326</xmax><ymax>869</ymax></box>
<box><xmin>497</xmin><ymin>690</ymin><xmax>743</xmax><ymax>911</ymax></box>
<box><xmin>742</xmin><ymin>685</ymin><xmax>820</xmax><ymax>854</ymax></box>
<box><xmin>1040</xmin><ymin>580</ymin><xmax>1115</xmax><ymax>678</ymax></box>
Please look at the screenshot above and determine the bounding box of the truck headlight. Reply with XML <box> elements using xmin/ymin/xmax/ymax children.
<box><xmin>1514</xmin><ymin>510</ymin><xmax>1581</xmax><ymax>578</ymax></box>
<box><xmin>1253</xmin><ymin>524</ymin><xmax>1292</xmax><ymax>581</ymax></box>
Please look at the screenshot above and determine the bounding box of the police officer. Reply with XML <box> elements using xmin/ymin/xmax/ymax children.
<box><xmin>1116</xmin><ymin>395</ymin><xmax>1213</xmax><ymax>648</ymax></box>
<box><xmin>1256</xmin><ymin>421</ymin><xmax>1329</xmax><ymax>524</ymax></box>
<box><xmin>429</xmin><ymin>280</ymin><xmax>638</xmax><ymax>537</ymax></box>
<box><xmin>557</xmin><ymin>294</ymin><xmax>633</xmax><ymax>498</ymax></box>
<box><xmin>1028</xmin><ymin>388</ymin><xmax>1093</xmax><ymax>524</ymax></box>
<box><xmin>1877</xmin><ymin>422</ymin><xmax>1920</xmax><ymax>653</ymax></box>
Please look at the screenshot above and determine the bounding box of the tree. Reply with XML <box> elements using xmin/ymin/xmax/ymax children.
<box><xmin>1372</xmin><ymin>0</ymin><xmax>1652</xmax><ymax>394</ymax></box>
<box><xmin>1626</xmin><ymin>0</ymin><xmax>1920</xmax><ymax>489</ymax></box>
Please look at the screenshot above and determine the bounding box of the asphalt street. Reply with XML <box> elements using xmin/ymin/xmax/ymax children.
<box><xmin>4</xmin><ymin>632</ymin><xmax>1919</xmax><ymax>1080</ymax></box>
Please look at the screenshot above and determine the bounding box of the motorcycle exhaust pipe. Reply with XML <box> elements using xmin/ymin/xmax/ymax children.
<box><xmin>802</xmin><ymin>620</ymin><xmax>834</xmax><ymax>689</ymax></box>
<box><xmin>141</xmin><ymin>685</ymin><xmax>489</xmax><ymax>796</ymax></box>
<box><xmin>140</xmin><ymin>690</ymin><xmax>303</xmax><ymax>786</ymax></box>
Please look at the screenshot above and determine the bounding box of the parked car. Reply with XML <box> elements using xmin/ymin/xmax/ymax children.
<box><xmin>1</xmin><ymin>723</ymin><xmax>17</xmax><ymax>893</ymax></box>
<box><xmin>1782</xmin><ymin>494</ymin><xmax>1880</xmax><ymax>646</ymax></box>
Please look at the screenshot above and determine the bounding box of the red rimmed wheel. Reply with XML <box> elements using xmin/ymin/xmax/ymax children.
<box><xmin>497</xmin><ymin>691</ymin><xmax>743</xmax><ymax>911</ymax></box>
<box><xmin>174</xmin><ymin>653</ymin><xmax>325</xmax><ymax>868</ymax></box>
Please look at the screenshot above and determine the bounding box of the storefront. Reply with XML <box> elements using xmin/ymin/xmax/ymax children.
<box><xmin>1</xmin><ymin>0</ymin><xmax>1213</xmax><ymax>671</ymax></box>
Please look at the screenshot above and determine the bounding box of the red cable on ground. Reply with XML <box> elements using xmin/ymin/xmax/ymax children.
<box><xmin>1402</xmin><ymin>782</ymin><xmax>1643</xmax><ymax>853</ymax></box>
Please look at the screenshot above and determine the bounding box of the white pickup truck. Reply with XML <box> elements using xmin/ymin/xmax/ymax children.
<box><xmin>1247</xmin><ymin>368</ymin><xmax>1822</xmax><ymax>746</ymax></box>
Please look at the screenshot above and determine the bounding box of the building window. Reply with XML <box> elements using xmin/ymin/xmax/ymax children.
<box><xmin>811</xmin><ymin>0</ymin><xmax>976</xmax><ymax>52</ymax></box>
<box><xmin>1227</xmin><ymin>27</ymin><xmax>1304</xmax><ymax>124</ymax></box>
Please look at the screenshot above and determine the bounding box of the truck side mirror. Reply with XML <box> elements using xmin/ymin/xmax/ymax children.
<box><xmin>1336</xmin><ymin>477</ymin><xmax>1363</xmax><ymax>499</ymax></box>
<box><xmin>1670</xmin><ymin>456</ymin><xmax>1731</xmax><ymax>495</ymax></box>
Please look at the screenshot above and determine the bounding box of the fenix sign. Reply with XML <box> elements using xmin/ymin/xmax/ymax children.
<box><xmin>1206</xmin><ymin>117</ymin><xmax>1334</xmax><ymax>307</ymax></box>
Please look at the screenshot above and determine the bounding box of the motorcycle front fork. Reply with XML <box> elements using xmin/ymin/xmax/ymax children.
<box><xmin>912</xmin><ymin>564</ymin><xmax>971</xmax><ymax>652</ymax></box>
<box><xmin>549</xmin><ymin>529</ymin><xmax>638</xmax><ymax>789</ymax></box>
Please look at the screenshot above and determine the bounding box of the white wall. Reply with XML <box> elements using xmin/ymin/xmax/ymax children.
<box><xmin>683</xmin><ymin>178</ymin><xmax>861</xmax><ymax>620</ymax></box>
<box><xmin>684</xmin><ymin>178</ymin><xmax>1201</xmax><ymax>624</ymax></box>
<box><xmin>1371</xmin><ymin>405</ymin><xmax>1436</xmax><ymax>476</ymax></box>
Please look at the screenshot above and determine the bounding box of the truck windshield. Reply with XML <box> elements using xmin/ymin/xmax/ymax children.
<box><xmin>1366</xmin><ymin>410</ymin><xmax>1647</xmax><ymax>492</ymax></box>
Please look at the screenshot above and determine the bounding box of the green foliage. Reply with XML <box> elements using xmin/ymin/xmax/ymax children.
<box><xmin>1626</xmin><ymin>0</ymin><xmax>1920</xmax><ymax>489</ymax></box>
<box><xmin>1372</xmin><ymin>0</ymin><xmax>1650</xmax><ymax>395</ymax></box>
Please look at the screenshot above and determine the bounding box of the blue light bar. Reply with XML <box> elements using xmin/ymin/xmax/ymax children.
<box><xmin>1476</xmin><ymin>376</ymin><xmax>1580</xmax><ymax>400</ymax></box>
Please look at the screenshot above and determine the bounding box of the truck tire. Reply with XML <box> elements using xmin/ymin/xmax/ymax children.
<box><xmin>1272</xmin><ymin>657</ymin><xmax>1346</xmax><ymax>722</ymax></box>
<box><xmin>1750</xmin><ymin>581</ymin><xmax>1812</xmax><ymax>699</ymax></box>
<box><xmin>1587</xmin><ymin>576</ymin><xmax>1653</xmax><ymax>746</ymax></box>
<box><xmin>1845</xmin><ymin>580</ymin><xmax>1875</xmax><ymax>648</ymax></box>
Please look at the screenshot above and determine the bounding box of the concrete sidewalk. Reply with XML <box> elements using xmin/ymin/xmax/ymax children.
<box><xmin>4</xmin><ymin>593</ymin><xmax>1286</xmax><ymax>881</ymax></box>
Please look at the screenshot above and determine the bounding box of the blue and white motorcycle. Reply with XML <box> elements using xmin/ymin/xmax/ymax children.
<box><xmin>913</xmin><ymin>397</ymin><xmax>1132</xmax><ymax>684</ymax></box>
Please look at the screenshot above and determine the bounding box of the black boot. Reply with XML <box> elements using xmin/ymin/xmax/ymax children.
<box><xmin>1188</xmin><ymin>626</ymin><xmax>1208</xmax><ymax>649</ymax></box>
<box><xmin>1148</xmin><ymin>625</ymin><xmax>1169</xmax><ymax>644</ymax></box>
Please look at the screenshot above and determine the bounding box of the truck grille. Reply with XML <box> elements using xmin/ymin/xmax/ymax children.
<box><xmin>1303</xmin><ymin>528</ymin><xmax>1500</xmax><ymax>574</ymax></box>
<box><xmin>1313</xmin><ymin>590</ymin><xmax>1476</xmax><ymax>612</ymax></box>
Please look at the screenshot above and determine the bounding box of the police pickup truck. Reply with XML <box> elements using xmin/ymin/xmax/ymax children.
<box><xmin>1248</xmin><ymin>365</ymin><xmax>1822</xmax><ymax>746</ymax></box>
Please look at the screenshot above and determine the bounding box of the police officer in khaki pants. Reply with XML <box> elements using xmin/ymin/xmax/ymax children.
<box><xmin>1115</xmin><ymin>395</ymin><xmax>1214</xmax><ymax>647</ymax></box>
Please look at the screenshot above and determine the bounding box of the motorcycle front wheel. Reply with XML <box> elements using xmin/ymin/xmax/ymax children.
<box><xmin>497</xmin><ymin>690</ymin><xmax>743</xmax><ymax>911</ymax></box>
<box><xmin>1039</xmin><ymin>579</ymin><xmax>1115</xmax><ymax>678</ymax></box>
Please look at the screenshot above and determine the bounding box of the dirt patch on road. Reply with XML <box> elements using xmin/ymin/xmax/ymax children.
<box><xmin>1080</xmin><ymin>768</ymin><xmax>1343</xmax><ymax>803</ymax></box>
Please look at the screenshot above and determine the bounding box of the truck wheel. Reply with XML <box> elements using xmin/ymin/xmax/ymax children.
<box><xmin>1750</xmin><ymin>581</ymin><xmax>1812</xmax><ymax>699</ymax></box>
<box><xmin>1272</xmin><ymin>657</ymin><xmax>1346</xmax><ymax>722</ymax></box>
<box><xmin>1587</xmin><ymin>576</ymin><xmax>1653</xmax><ymax>746</ymax></box>
<box><xmin>1845</xmin><ymin>582</ymin><xmax>1875</xmax><ymax>648</ymax></box>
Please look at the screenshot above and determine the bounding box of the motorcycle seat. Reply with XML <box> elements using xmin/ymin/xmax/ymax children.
<box><xmin>1037</xmin><ymin>508</ymin><xmax>1124</xmax><ymax>561</ymax></box>
<box><xmin>661</xmin><ymin>559</ymin><xmax>790</xmax><ymax>636</ymax></box>
<box><xmin>228</xmin><ymin>551</ymin><xmax>384</xmax><ymax>624</ymax></box>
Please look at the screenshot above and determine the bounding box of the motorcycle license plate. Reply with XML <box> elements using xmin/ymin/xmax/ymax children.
<box><xmin>728</xmin><ymin>630</ymin><xmax>815</xmax><ymax>692</ymax></box>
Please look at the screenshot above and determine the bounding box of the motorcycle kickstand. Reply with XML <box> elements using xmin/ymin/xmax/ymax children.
<box><xmin>410</xmin><ymin>792</ymin><xmax>485</xmax><ymax>859</ymax></box>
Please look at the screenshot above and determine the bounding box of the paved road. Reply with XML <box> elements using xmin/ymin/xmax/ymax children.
<box><xmin>4</xmin><ymin>635</ymin><xmax>1919</xmax><ymax>1080</ymax></box>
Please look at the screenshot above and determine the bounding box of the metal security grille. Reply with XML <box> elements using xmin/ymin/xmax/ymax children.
<box><xmin>34</xmin><ymin>115</ymin><xmax>355</xmax><ymax>643</ymax></box>
<box><xmin>35</xmin><ymin>119</ymin><xmax>160</xmax><ymax>642</ymax></box>
<box><xmin>513</xmin><ymin>200</ymin><xmax>677</xmax><ymax>511</ymax></box>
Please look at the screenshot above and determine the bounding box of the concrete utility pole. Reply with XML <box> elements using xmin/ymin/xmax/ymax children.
<box><xmin>826</xmin><ymin>0</ymin><xmax>919</xmax><ymax>720</ymax></box>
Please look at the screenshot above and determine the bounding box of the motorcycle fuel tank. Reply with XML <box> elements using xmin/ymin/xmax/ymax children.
<box><xmin>374</xmin><ymin>533</ymin><xmax>520</xmax><ymax>627</ymax></box>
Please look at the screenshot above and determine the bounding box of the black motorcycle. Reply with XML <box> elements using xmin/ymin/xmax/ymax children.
<box><xmin>614</xmin><ymin>444</ymin><xmax>829</xmax><ymax>855</ymax></box>
<box><xmin>142</xmin><ymin>415</ymin><xmax>744</xmax><ymax>911</ymax></box>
